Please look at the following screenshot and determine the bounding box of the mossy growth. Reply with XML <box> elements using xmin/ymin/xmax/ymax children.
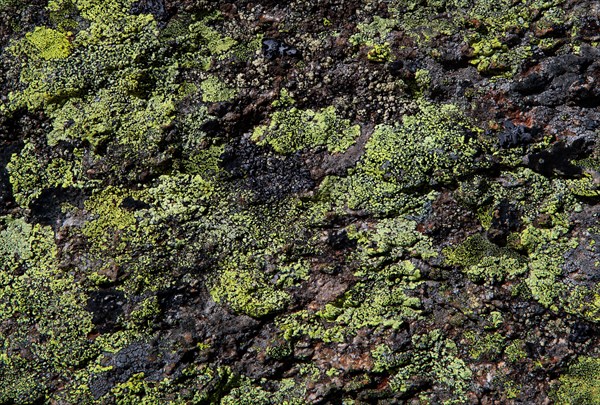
<box><xmin>7</xmin><ymin>0</ymin><xmax>241</xmax><ymax>187</ymax></box>
<box><xmin>210</xmin><ymin>258</ymin><xmax>290</xmax><ymax>318</ymax></box>
<box><xmin>47</xmin><ymin>87</ymin><xmax>176</xmax><ymax>150</ymax></box>
<box><xmin>102</xmin><ymin>365</ymin><xmax>248</xmax><ymax>404</ymax></box>
<box><xmin>252</xmin><ymin>91</ymin><xmax>360</xmax><ymax>154</ymax></box>
<box><xmin>553</xmin><ymin>356</ymin><xmax>600</xmax><ymax>405</ymax></box>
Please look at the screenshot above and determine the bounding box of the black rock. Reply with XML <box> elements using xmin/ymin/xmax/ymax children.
<box><xmin>262</xmin><ymin>38</ymin><xmax>300</xmax><ymax>60</ymax></box>
<box><xmin>497</xmin><ymin>120</ymin><xmax>537</xmax><ymax>148</ymax></box>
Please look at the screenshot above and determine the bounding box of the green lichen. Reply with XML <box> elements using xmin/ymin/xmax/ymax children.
<box><xmin>200</xmin><ymin>75</ymin><xmax>237</xmax><ymax>103</ymax></box>
<box><xmin>0</xmin><ymin>216</ymin><xmax>96</xmax><ymax>403</ymax></box>
<box><xmin>317</xmin><ymin>101</ymin><xmax>486</xmax><ymax>218</ymax></box>
<box><xmin>349</xmin><ymin>16</ymin><xmax>396</xmax><ymax>47</ymax></box>
<box><xmin>7</xmin><ymin>141</ymin><xmax>84</xmax><ymax>208</ymax></box>
<box><xmin>252</xmin><ymin>96</ymin><xmax>360</xmax><ymax>154</ymax></box>
<box><xmin>359</xmin><ymin>102</ymin><xmax>486</xmax><ymax>191</ymax></box>
<box><xmin>505</xmin><ymin>340</ymin><xmax>527</xmax><ymax>363</ymax></box>
<box><xmin>278</xmin><ymin>260</ymin><xmax>422</xmax><ymax>343</ymax></box>
<box><xmin>463</xmin><ymin>331</ymin><xmax>505</xmax><ymax>361</ymax></box>
<box><xmin>444</xmin><ymin>234</ymin><xmax>527</xmax><ymax>284</ymax></box>
<box><xmin>553</xmin><ymin>356</ymin><xmax>600</xmax><ymax>405</ymax></box>
<box><xmin>367</xmin><ymin>42</ymin><xmax>392</xmax><ymax>63</ymax></box>
<box><xmin>23</xmin><ymin>26</ymin><xmax>72</xmax><ymax>60</ymax></box>
<box><xmin>373</xmin><ymin>330</ymin><xmax>473</xmax><ymax>404</ymax></box>
<box><xmin>210</xmin><ymin>259</ymin><xmax>290</xmax><ymax>318</ymax></box>
<box><xmin>221</xmin><ymin>377</ymin><xmax>306</xmax><ymax>405</ymax></box>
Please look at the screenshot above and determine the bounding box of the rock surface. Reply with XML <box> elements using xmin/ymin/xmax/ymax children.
<box><xmin>1</xmin><ymin>0</ymin><xmax>600</xmax><ymax>403</ymax></box>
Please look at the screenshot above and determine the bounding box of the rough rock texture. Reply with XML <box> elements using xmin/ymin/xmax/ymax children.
<box><xmin>1</xmin><ymin>0</ymin><xmax>600</xmax><ymax>403</ymax></box>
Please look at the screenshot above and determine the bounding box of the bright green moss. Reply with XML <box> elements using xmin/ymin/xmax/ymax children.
<box><xmin>382</xmin><ymin>0</ymin><xmax>566</xmax><ymax>76</ymax></box>
<box><xmin>210</xmin><ymin>260</ymin><xmax>290</xmax><ymax>318</ymax></box>
<box><xmin>252</xmin><ymin>101</ymin><xmax>360</xmax><ymax>154</ymax></box>
<box><xmin>554</xmin><ymin>357</ymin><xmax>600</xmax><ymax>405</ymax></box>
<box><xmin>125</xmin><ymin>296</ymin><xmax>161</xmax><ymax>331</ymax></box>
<box><xmin>188</xmin><ymin>13</ymin><xmax>236</xmax><ymax>57</ymax></box>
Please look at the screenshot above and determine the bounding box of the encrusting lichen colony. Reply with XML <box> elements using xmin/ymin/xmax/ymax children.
<box><xmin>1</xmin><ymin>0</ymin><xmax>600</xmax><ymax>403</ymax></box>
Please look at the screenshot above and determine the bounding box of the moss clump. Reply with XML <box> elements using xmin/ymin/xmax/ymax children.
<box><xmin>553</xmin><ymin>357</ymin><xmax>600</xmax><ymax>405</ymax></box>
<box><xmin>252</xmin><ymin>92</ymin><xmax>360</xmax><ymax>154</ymax></box>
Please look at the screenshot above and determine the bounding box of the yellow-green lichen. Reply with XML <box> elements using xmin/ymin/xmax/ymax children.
<box><xmin>553</xmin><ymin>356</ymin><xmax>600</xmax><ymax>405</ymax></box>
<box><xmin>0</xmin><ymin>216</ymin><xmax>96</xmax><ymax>403</ymax></box>
<box><xmin>359</xmin><ymin>102</ymin><xmax>486</xmax><ymax>191</ymax></box>
<box><xmin>373</xmin><ymin>330</ymin><xmax>473</xmax><ymax>404</ymax></box>
<box><xmin>505</xmin><ymin>339</ymin><xmax>527</xmax><ymax>363</ymax></box>
<box><xmin>464</xmin><ymin>331</ymin><xmax>505</xmax><ymax>361</ymax></box>
<box><xmin>210</xmin><ymin>260</ymin><xmax>290</xmax><ymax>318</ymax></box>
<box><xmin>200</xmin><ymin>75</ymin><xmax>238</xmax><ymax>103</ymax></box>
<box><xmin>7</xmin><ymin>141</ymin><xmax>84</xmax><ymax>208</ymax></box>
<box><xmin>444</xmin><ymin>234</ymin><xmax>527</xmax><ymax>284</ymax></box>
<box><xmin>23</xmin><ymin>26</ymin><xmax>72</xmax><ymax>60</ymax></box>
<box><xmin>349</xmin><ymin>16</ymin><xmax>396</xmax><ymax>47</ymax></box>
<box><xmin>252</xmin><ymin>100</ymin><xmax>361</xmax><ymax>154</ymax></box>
